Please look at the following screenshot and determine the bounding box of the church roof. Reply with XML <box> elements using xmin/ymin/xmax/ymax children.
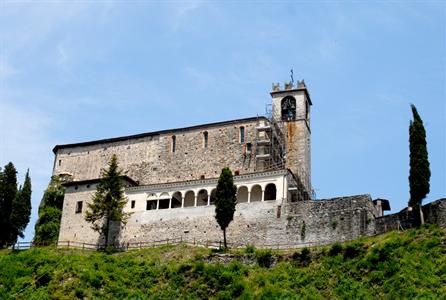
<box><xmin>53</xmin><ymin>116</ymin><xmax>267</xmax><ymax>153</ymax></box>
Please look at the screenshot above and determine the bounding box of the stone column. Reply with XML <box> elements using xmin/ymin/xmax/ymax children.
<box><xmin>207</xmin><ymin>194</ymin><xmax>211</xmax><ymax>206</ymax></box>
<box><xmin>181</xmin><ymin>196</ymin><xmax>184</xmax><ymax>208</ymax></box>
<box><xmin>247</xmin><ymin>191</ymin><xmax>251</xmax><ymax>203</ymax></box>
<box><xmin>261</xmin><ymin>190</ymin><xmax>265</xmax><ymax>202</ymax></box>
<box><xmin>156</xmin><ymin>199</ymin><xmax>160</xmax><ymax>210</ymax></box>
<box><xmin>169</xmin><ymin>197</ymin><xmax>172</xmax><ymax>209</ymax></box>
<box><xmin>194</xmin><ymin>195</ymin><xmax>197</xmax><ymax>207</ymax></box>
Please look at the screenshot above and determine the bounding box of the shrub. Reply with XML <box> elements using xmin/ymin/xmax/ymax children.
<box><xmin>292</xmin><ymin>247</ymin><xmax>311</xmax><ymax>266</ymax></box>
<box><xmin>245</xmin><ymin>244</ymin><xmax>256</xmax><ymax>254</ymax></box>
<box><xmin>256</xmin><ymin>250</ymin><xmax>273</xmax><ymax>268</ymax></box>
<box><xmin>331</xmin><ymin>219</ymin><xmax>338</xmax><ymax>230</ymax></box>
<box><xmin>329</xmin><ymin>243</ymin><xmax>343</xmax><ymax>256</ymax></box>
<box><xmin>343</xmin><ymin>242</ymin><xmax>364</xmax><ymax>260</ymax></box>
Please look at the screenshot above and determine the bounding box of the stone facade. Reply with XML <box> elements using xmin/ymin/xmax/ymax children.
<box><xmin>55</xmin><ymin>81</ymin><xmax>395</xmax><ymax>248</ymax></box>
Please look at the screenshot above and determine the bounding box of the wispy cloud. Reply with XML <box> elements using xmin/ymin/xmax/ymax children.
<box><xmin>168</xmin><ymin>0</ymin><xmax>203</xmax><ymax>30</ymax></box>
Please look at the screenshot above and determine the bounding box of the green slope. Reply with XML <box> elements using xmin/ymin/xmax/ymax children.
<box><xmin>0</xmin><ymin>224</ymin><xmax>445</xmax><ymax>299</ymax></box>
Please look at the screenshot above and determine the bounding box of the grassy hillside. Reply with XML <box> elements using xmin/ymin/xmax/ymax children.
<box><xmin>0</xmin><ymin>225</ymin><xmax>445</xmax><ymax>299</ymax></box>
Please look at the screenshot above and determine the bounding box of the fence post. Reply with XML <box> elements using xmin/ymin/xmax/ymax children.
<box><xmin>67</xmin><ymin>241</ymin><xmax>70</xmax><ymax>249</ymax></box>
<box><xmin>82</xmin><ymin>242</ymin><xmax>85</xmax><ymax>251</ymax></box>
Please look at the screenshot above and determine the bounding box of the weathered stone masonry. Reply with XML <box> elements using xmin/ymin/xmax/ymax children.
<box><xmin>55</xmin><ymin>80</ymin><xmax>396</xmax><ymax>247</ymax></box>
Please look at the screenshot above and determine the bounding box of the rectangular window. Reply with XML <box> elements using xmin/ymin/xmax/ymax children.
<box><xmin>146</xmin><ymin>200</ymin><xmax>157</xmax><ymax>210</ymax></box>
<box><xmin>172</xmin><ymin>135</ymin><xmax>176</xmax><ymax>153</ymax></box>
<box><xmin>203</xmin><ymin>131</ymin><xmax>208</xmax><ymax>148</ymax></box>
<box><xmin>131</xmin><ymin>200</ymin><xmax>135</xmax><ymax>209</ymax></box>
<box><xmin>159</xmin><ymin>199</ymin><xmax>170</xmax><ymax>209</ymax></box>
<box><xmin>246</xmin><ymin>142</ymin><xmax>252</xmax><ymax>152</ymax></box>
<box><xmin>58</xmin><ymin>159</ymin><xmax>62</xmax><ymax>166</ymax></box>
<box><xmin>240</xmin><ymin>127</ymin><xmax>245</xmax><ymax>144</ymax></box>
<box><xmin>75</xmin><ymin>201</ymin><xmax>83</xmax><ymax>214</ymax></box>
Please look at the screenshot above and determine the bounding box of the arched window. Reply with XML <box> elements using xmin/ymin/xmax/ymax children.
<box><xmin>197</xmin><ymin>189</ymin><xmax>208</xmax><ymax>206</ymax></box>
<box><xmin>250</xmin><ymin>185</ymin><xmax>262</xmax><ymax>202</ymax></box>
<box><xmin>240</xmin><ymin>127</ymin><xmax>245</xmax><ymax>144</ymax></box>
<box><xmin>184</xmin><ymin>190</ymin><xmax>195</xmax><ymax>207</ymax></box>
<box><xmin>172</xmin><ymin>135</ymin><xmax>176</xmax><ymax>153</ymax></box>
<box><xmin>281</xmin><ymin>96</ymin><xmax>296</xmax><ymax>121</ymax></box>
<box><xmin>171</xmin><ymin>192</ymin><xmax>182</xmax><ymax>208</ymax></box>
<box><xmin>203</xmin><ymin>131</ymin><xmax>208</xmax><ymax>148</ymax></box>
<box><xmin>264</xmin><ymin>183</ymin><xmax>277</xmax><ymax>201</ymax></box>
<box><xmin>237</xmin><ymin>186</ymin><xmax>249</xmax><ymax>203</ymax></box>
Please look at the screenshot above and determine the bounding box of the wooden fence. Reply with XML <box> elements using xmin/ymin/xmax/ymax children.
<box><xmin>7</xmin><ymin>237</ymin><xmax>337</xmax><ymax>252</ymax></box>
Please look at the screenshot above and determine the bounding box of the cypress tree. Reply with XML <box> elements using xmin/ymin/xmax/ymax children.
<box><xmin>10</xmin><ymin>170</ymin><xmax>32</xmax><ymax>243</ymax></box>
<box><xmin>408</xmin><ymin>104</ymin><xmax>431</xmax><ymax>225</ymax></box>
<box><xmin>85</xmin><ymin>154</ymin><xmax>130</xmax><ymax>248</ymax></box>
<box><xmin>214</xmin><ymin>167</ymin><xmax>237</xmax><ymax>248</ymax></box>
<box><xmin>0</xmin><ymin>162</ymin><xmax>18</xmax><ymax>247</ymax></box>
<box><xmin>34</xmin><ymin>176</ymin><xmax>65</xmax><ymax>244</ymax></box>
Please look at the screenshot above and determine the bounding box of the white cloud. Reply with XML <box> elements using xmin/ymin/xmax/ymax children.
<box><xmin>168</xmin><ymin>0</ymin><xmax>203</xmax><ymax>30</ymax></box>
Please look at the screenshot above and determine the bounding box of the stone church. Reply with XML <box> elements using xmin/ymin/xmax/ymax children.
<box><xmin>53</xmin><ymin>81</ymin><xmax>389</xmax><ymax>247</ymax></box>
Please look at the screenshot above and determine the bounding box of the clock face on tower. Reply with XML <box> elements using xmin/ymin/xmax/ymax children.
<box><xmin>281</xmin><ymin>96</ymin><xmax>296</xmax><ymax>121</ymax></box>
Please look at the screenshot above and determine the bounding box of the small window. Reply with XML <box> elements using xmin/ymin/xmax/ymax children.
<box><xmin>246</xmin><ymin>142</ymin><xmax>252</xmax><ymax>152</ymax></box>
<box><xmin>203</xmin><ymin>131</ymin><xmax>208</xmax><ymax>148</ymax></box>
<box><xmin>172</xmin><ymin>135</ymin><xmax>176</xmax><ymax>153</ymax></box>
<box><xmin>75</xmin><ymin>201</ymin><xmax>83</xmax><ymax>213</ymax></box>
<box><xmin>58</xmin><ymin>159</ymin><xmax>62</xmax><ymax>166</ymax></box>
<box><xmin>240</xmin><ymin>127</ymin><xmax>245</xmax><ymax>144</ymax></box>
<box><xmin>131</xmin><ymin>200</ymin><xmax>135</xmax><ymax>209</ymax></box>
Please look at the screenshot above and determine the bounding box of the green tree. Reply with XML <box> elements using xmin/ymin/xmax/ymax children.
<box><xmin>214</xmin><ymin>167</ymin><xmax>237</xmax><ymax>248</ymax></box>
<box><xmin>10</xmin><ymin>170</ymin><xmax>32</xmax><ymax>243</ymax></box>
<box><xmin>0</xmin><ymin>162</ymin><xmax>18</xmax><ymax>247</ymax></box>
<box><xmin>408</xmin><ymin>104</ymin><xmax>431</xmax><ymax>225</ymax></box>
<box><xmin>85</xmin><ymin>154</ymin><xmax>130</xmax><ymax>248</ymax></box>
<box><xmin>34</xmin><ymin>176</ymin><xmax>65</xmax><ymax>244</ymax></box>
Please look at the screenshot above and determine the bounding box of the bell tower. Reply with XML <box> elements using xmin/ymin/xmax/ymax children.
<box><xmin>271</xmin><ymin>80</ymin><xmax>312</xmax><ymax>196</ymax></box>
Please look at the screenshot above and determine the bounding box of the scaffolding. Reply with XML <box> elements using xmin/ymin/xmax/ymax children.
<box><xmin>255</xmin><ymin>105</ymin><xmax>286</xmax><ymax>172</ymax></box>
<box><xmin>255</xmin><ymin>104</ymin><xmax>311</xmax><ymax>200</ymax></box>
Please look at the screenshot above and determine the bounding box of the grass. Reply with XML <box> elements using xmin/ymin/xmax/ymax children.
<box><xmin>0</xmin><ymin>224</ymin><xmax>445</xmax><ymax>299</ymax></box>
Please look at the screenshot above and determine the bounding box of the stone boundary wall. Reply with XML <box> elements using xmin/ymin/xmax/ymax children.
<box><xmin>375</xmin><ymin>199</ymin><xmax>446</xmax><ymax>234</ymax></box>
<box><xmin>284</xmin><ymin>195</ymin><xmax>377</xmax><ymax>245</ymax></box>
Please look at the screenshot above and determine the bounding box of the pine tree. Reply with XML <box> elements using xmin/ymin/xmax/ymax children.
<box><xmin>408</xmin><ymin>104</ymin><xmax>431</xmax><ymax>225</ymax></box>
<box><xmin>34</xmin><ymin>176</ymin><xmax>65</xmax><ymax>244</ymax></box>
<box><xmin>85</xmin><ymin>154</ymin><xmax>130</xmax><ymax>248</ymax></box>
<box><xmin>10</xmin><ymin>170</ymin><xmax>32</xmax><ymax>243</ymax></box>
<box><xmin>0</xmin><ymin>162</ymin><xmax>18</xmax><ymax>247</ymax></box>
<box><xmin>214</xmin><ymin>167</ymin><xmax>237</xmax><ymax>248</ymax></box>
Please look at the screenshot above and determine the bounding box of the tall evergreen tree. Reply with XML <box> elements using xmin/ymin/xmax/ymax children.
<box><xmin>10</xmin><ymin>170</ymin><xmax>32</xmax><ymax>243</ymax></box>
<box><xmin>408</xmin><ymin>104</ymin><xmax>431</xmax><ymax>225</ymax></box>
<box><xmin>34</xmin><ymin>176</ymin><xmax>65</xmax><ymax>244</ymax></box>
<box><xmin>214</xmin><ymin>167</ymin><xmax>237</xmax><ymax>248</ymax></box>
<box><xmin>85</xmin><ymin>154</ymin><xmax>130</xmax><ymax>248</ymax></box>
<box><xmin>0</xmin><ymin>162</ymin><xmax>18</xmax><ymax>247</ymax></box>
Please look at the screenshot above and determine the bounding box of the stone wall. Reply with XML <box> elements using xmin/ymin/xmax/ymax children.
<box><xmin>375</xmin><ymin>199</ymin><xmax>446</xmax><ymax>234</ymax></box>
<box><xmin>53</xmin><ymin>118</ymin><xmax>263</xmax><ymax>185</ymax></box>
<box><xmin>284</xmin><ymin>195</ymin><xmax>377</xmax><ymax>245</ymax></box>
<box><xmin>59</xmin><ymin>182</ymin><xmax>380</xmax><ymax>248</ymax></box>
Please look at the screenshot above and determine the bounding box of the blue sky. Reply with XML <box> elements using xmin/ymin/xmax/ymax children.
<box><xmin>1</xmin><ymin>1</ymin><xmax>445</xmax><ymax>241</ymax></box>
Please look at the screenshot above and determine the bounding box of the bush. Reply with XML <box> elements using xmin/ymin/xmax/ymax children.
<box><xmin>329</xmin><ymin>243</ymin><xmax>343</xmax><ymax>256</ymax></box>
<box><xmin>292</xmin><ymin>247</ymin><xmax>311</xmax><ymax>266</ymax></box>
<box><xmin>245</xmin><ymin>244</ymin><xmax>256</xmax><ymax>254</ymax></box>
<box><xmin>343</xmin><ymin>242</ymin><xmax>364</xmax><ymax>260</ymax></box>
<box><xmin>256</xmin><ymin>250</ymin><xmax>273</xmax><ymax>268</ymax></box>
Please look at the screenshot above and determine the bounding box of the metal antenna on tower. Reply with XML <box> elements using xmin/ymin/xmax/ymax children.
<box><xmin>290</xmin><ymin>68</ymin><xmax>294</xmax><ymax>85</ymax></box>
